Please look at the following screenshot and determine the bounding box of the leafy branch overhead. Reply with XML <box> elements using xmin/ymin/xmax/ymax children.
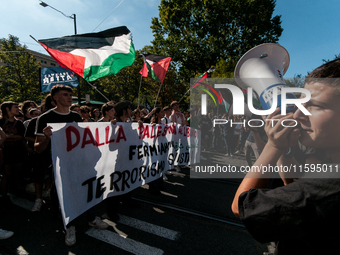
<box><xmin>151</xmin><ymin>0</ymin><xmax>283</xmax><ymax>81</ymax></box>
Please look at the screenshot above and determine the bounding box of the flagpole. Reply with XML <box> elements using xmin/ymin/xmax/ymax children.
<box><xmin>178</xmin><ymin>88</ymin><xmax>191</xmax><ymax>103</ymax></box>
<box><xmin>86</xmin><ymin>81</ymin><xmax>110</xmax><ymax>102</ymax></box>
<box><xmin>137</xmin><ymin>74</ymin><xmax>143</xmax><ymax>108</ymax></box>
<box><xmin>154</xmin><ymin>82</ymin><xmax>163</xmax><ymax>108</ymax></box>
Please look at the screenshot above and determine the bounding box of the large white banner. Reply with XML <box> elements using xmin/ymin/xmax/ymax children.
<box><xmin>50</xmin><ymin>122</ymin><xmax>200</xmax><ymax>227</ymax></box>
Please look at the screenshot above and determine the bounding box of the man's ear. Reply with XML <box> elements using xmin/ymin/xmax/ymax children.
<box><xmin>52</xmin><ymin>94</ymin><xmax>58</xmax><ymax>103</ymax></box>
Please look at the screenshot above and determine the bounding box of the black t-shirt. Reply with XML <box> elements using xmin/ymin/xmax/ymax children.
<box><xmin>35</xmin><ymin>109</ymin><xmax>82</xmax><ymax>162</ymax></box>
<box><xmin>239</xmin><ymin>177</ymin><xmax>340</xmax><ymax>254</ymax></box>
<box><xmin>36</xmin><ymin>109</ymin><xmax>82</xmax><ymax>136</ymax></box>
<box><xmin>199</xmin><ymin>117</ymin><xmax>212</xmax><ymax>134</ymax></box>
<box><xmin>0</xmin><ymin>118</ymin><xmax>26</xmax><ymax>157</ymax></box>
<box><xmin>24</xmin><ymin>117</ymin><xmax>38</xmax><ymax>151</ymax></box>
<box><xmin>0</xmin><ymin>118</ymin><xmax>25</xmax><ymax>137</ymax></box>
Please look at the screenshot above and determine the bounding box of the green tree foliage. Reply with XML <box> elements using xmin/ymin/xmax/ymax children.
<box><xmin>322</xmin><ymin>53</ymin><xmax>340</xmax><ymax>64</ymax></box>
<box><xmin>0</xmin><ymin>35</ymin><xmax>41</xmax><ymax>103</ymax></box>
<box><xmin>151</xmin><ymin>0</ymin><xmax>283</xmax><ymax>81</ymax></box>
<box><xmin>92</xmin><ymin>48</ymin><xmax>187</xmax><ymax>109</ymax></box>
<box><xmin>285</xmin><ymin>74</ymin><xmax>305</xmax><ymax>88</ymax></box>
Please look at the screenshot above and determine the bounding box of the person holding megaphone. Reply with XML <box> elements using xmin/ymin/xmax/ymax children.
<box><xmin>232</xmin><ymin>51</ymin><xmax>340</xmax><ymax>254</ymax></box>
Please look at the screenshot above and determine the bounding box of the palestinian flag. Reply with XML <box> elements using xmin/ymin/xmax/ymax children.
<box><xmin>191</xmin><ymin>72</ymin><xmax>207</xmax><ymax>88</ymax></box>
<box><xmin>139</xmin><ymin>54</ymin><xmax>172</xmax><ymax>83</ymax></box>
<box><xmin>37</xmin><ymin>26</ymin><xmax>135</xmax><ymax>82</ymax></box>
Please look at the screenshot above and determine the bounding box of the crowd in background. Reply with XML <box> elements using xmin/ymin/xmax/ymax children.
<box><xmin>0</xmin><ymin>88</ymin><xmax>265</xmax><ymax>243</ymax></box>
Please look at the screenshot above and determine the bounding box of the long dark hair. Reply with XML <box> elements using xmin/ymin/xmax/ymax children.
<box><xmin>150</xmin><ymin>107</ymin><xmax>162</xmax><ymax>124</ymax></box>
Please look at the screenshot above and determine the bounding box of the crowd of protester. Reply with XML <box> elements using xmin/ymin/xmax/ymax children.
<box><xmin>3</xmin><ymin>54</ymin><xmax>338</xmax><ymax>255</ymax></box>
<box><xmin>0</xmin><ymin>88</ymin><xmax>204</xmax><ymax>245</ymax></box>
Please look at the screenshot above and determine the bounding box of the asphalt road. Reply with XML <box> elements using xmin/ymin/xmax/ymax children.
<box><xmin>0</xmin><ymin>149</ymin><xmax>271</xmax><ymax>255</ymax></box>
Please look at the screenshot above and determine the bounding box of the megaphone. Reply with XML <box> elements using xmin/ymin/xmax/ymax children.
<box><xmin>234</xmin><ymin>43</ymin><xmax>296</xmax><ymax>112</ymax></box>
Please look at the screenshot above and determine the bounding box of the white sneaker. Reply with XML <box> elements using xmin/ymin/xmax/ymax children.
<box><xmin>234</xmin><ymin>150</ymin><xmax>240</xmax><ymax>154</ymax></box>
<box><xmin>163</xmin><ymin>175</ymin><xmax>168</xmax><ymax>181</ymax></box>
<box><xmin>165</xmin><ymin>170</ymin><xmax>172</xmax><ymax>175</ymax></box>
<box><xmin>65</xmin><ymin>226</ymin><xmax>76</xmax><ymax>246</ymax></box>
<box><xmin>0</xmin><ymin>229</ymin><xmax>14</xmax><ymax>239</ymax></box>
<box><xmin>88</xmin><ymin>216</ymin><xmax>109</xmax><ymax>230</ymax></box>
<box><xmin>43</xmin><ymin>189</ymin><xmax>51</xmax><ymax>199</ymax></box>
<box><xmin>31</xmin><ymin>199</ymin><xmax>43</xmax><ymax>212</ymax></box>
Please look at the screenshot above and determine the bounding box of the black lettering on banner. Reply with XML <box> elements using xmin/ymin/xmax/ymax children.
<box><xmin>121</xmin><ymin>170</ymin><xmax>131</xmax><ymax>191</ymax></box>
<box><xmin>151</xmin><ymin>162</ymin><xmax>157</xmax><ymax>177</ymax></box>
<box><xmin>82</xmin><ymin>177</ymin><xmax>96</xmax><ymax>202</ymax></box>
<box><xmin>143</xmin><ymin>145</ymin><xmax>149</xmax><ymax>157</ymax></box>
<box><xmin>96</xmin><ymin>175</ymin><xmax>106</xmax><ymax>199</ymax></box>
<box><xmin>131</xmin><ymin>167</ymin><xmax>138</xmax><ymax>184</ymax></box>
<box><xmin>179</xmin><ymin>153</ymin><xmax>184</xmax><ymax>164</ymax></box>
<box><xmin>149</xmin><ymin>144</ymin><xmax>158</xmax><ymax>156</ymax></box>
<box><xmin>168</xmin><ymin>153</ymin><xmax>174</xmax><ymax>165</ymax></box>
<box><xmin>129</xmin><ymin>145</ymin><xmax>136</xmax><ymax>160</ymax></box>
<box><xmin>138</xmin><ymin>144</ymin><xmax>143</xmax><ymax>159</ymax></box>
<box><xmin>185</xmin><ymin>152</ymin><xmax>189</xmax><ymax>163</ymax></box>
<box><xmin>139</xmin><ymin>165</ymin><xmax>147</xmax><ymax>181</ymax></box>
<box><xmin>161</xmin><ymin>142</ymin><xmax>168</xmax><ymax>154</ymax></box>
<box><xmin>110</xmin><ymin>171</ymin><xmax>122</xmax><ymax>191</ymax></box>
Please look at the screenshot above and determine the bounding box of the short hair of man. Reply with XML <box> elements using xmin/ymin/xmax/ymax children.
<box><xmin>114</xmin><ymin>101</ymin><xmax>131</xmax><ymax>118</ymax></box>
<box><xmin>80</xmin><ymin>105</ymin><xmax>91</xmax><ymax>113</ymax></box>
<box><xmin>70</xmin><ymin>104</ymin><xmax>80</xmax><ymax>111</ymax></box>
<box><xmin>306</xmin><ymin>58</ymin><xmax>340</xmax><ymax>94</ymax></box>
<box><xmin>50</xmin><ymin>84</ymin><xmax>73</xmax><ymax>103</ymax></box>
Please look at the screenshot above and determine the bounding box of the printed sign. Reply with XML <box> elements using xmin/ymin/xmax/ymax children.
<box><xmin>50</xmin><ymin>122</ymin><xmax>200</xmax><ymax>227</ymax></box>
<box><xmin>40</xmin><ymin>66</ymin><xmax>79</xmax><ymax>92</ymax></box>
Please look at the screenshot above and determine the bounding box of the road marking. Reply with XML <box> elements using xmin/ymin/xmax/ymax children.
<box><xmin>86</xmin><ymin>228</ymin><xmax>164</xmax><ymax>255</ymax></box>
<box><xmin>117</xmin><ymin>214</ymin><xmax>179</xmax><ymax>240</ymax></box>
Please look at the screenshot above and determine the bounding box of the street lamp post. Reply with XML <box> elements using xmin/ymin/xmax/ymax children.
<box><xmin>39</xmin><ymin>1</ymin><xmax>81</xmax><ymax>105</ymax></box>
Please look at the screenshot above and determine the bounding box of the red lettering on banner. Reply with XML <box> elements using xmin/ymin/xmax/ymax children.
<box><xmin>150</xmin><ymin>126</ymin><xmax>155</xmax><ymax>139</ymax></box>
<box><xmin>178</xmin><ymin>126</ymin><xmax>183</xmax><ymax>135</ymax></box>
<box><xmin>138</xmin><ymin>125</ymin><xmax>143</xmax><ymax>139</ymax></box>
<box><xmin>95</xmin><ymin>128</ymin><xmax>105</xmax><ymax>146</ymax></box>
<box><xmin>156</xmin><ymin>126</ymin><xmax>162</xmax><ymax>137</ymax></box>
<box><xmin>142</xmin><ymin>125</ymin><xmax>149</xmax><ymax>139</ymax></box>
<box><xmin>81</xmin><ymin>127</ymin><xmax>97</xmax><ymax>148</ymax></box>
<box><xmin>186</xmin><ymin>127</ymin><xmax>190</xmax><ymax>137</ymax></box>
<box><xmin>66</xmin><ymin>126</ymin><xmax>80</xmax><ymax>152</ymax></box>
<box><xmin>162</xmin><ymin>126</ymin><xmax>168</xmax><ymax>136</ymax></box>
<box><xmin>116</xmin><ymin>126</ymin><xmax>127</xmax><ymax>143</ymax></box>
<box><xmin>105</xmin><ymin>126</ymin><xmax>115</xmax><ymax>144</ymax></box>
<box><xmin>168</xmin><ymin>124</ymin><xmax>177</xmax><ymax>135</ymax></box>
<box><xmin>65</xmin><ymin>124</ymin><xmax>129</xmax><ymax>151</ymax></box>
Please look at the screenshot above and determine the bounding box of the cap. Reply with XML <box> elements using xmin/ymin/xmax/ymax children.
<box><xmin>170</xmin><ymin>101</ymin><xmax>179</xmax><ymax>108</ymax></box>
